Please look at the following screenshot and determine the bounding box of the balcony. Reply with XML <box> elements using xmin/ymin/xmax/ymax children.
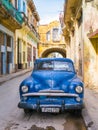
<box><xmin>26</xmin><ymin>22</ymin><xmax>40</xmax><ymax>40</ymax></box>
<box><xmin>0</xmin><ymin>0</ymin><xmax>23</xmax><ymax>31</ymax></box>
<box><xmin>30</xmin><ymin>24</ymin><xmax>40</xmax><ymax>39</ymax></box>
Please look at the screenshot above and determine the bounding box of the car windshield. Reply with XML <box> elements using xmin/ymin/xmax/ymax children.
<box><xmin>34</xmin><ymin>61</ymin><xmax>74</xmax><ymax>72</ymax></box>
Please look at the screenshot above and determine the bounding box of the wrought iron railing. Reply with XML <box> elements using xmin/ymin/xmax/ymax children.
<box><xmin>0</xmin><ymin>0</ymin><xmax>23</xmax><ymax>24</ymax></box>
<box><xmin>30</xmin><ymin>24</ymin><xmax>40</xmax><ymax>39</ymax></box>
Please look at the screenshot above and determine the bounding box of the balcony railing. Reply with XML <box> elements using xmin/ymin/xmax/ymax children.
<box><xmin>30</xmin><ymin>24</ymin><xmax>40</xmax><ymax>39</ymax></box>
<box><xmin>27</xmin><ymin>22</ymin><xmax>40</xmax><ymax>40</ymax></box>
<box><xmin>0</xmin><ymin>0</ymin><xmax>23</xmax><ymax>24</ymax></box>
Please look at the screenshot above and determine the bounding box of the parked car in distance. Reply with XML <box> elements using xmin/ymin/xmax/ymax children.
<box><xmin>18</xmin><ymin>58</ymin><xmax>84</xmax><ymax>114</ymax></box>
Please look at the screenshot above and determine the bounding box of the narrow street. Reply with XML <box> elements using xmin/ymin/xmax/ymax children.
<box><xmin>0</xmin><ymin>72</ymin><xmax>86</xmax><ymax>130</ymax></box>
<box><xmin>0</xmin><ymin>0</ymin><xmax>98</xmax><ymax>130</ymax></box>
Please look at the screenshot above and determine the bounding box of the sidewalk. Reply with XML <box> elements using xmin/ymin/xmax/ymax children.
<box><xmin>83</xmin><ymin>87</ymin><xmax>98</xmax><ymax>130</ymax></box>
<box><xmin>0</xmin><ymin>70</ymin><xmax>98</xmax><ymax>130</ymax></box>
<box><xmin>0</xmin><ymin>68</ymin><xmax>32</xmax><ymax>84</ymax></box>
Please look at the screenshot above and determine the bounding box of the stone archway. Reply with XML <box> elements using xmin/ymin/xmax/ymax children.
<box><xmin>41</xmin><ymin>47</ymin><xmax>66</xmax><ymax>58</ymax></box>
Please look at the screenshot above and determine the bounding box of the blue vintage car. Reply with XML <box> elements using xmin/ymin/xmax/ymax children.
<box><xmin>18</xmin><ymin>58</ymin><xmax>84</xmax><ymax>113</ymax></box>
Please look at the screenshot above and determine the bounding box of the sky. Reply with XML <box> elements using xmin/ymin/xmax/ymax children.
<box><xmin>33</xmin><ymin>0</ymin><xmax>64</xmax><ymax>25</ymax></box>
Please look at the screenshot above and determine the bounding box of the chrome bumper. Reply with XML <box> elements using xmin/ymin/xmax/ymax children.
<box><xmin>22</xmin><ymin>92</ymin><xmax>78</xmax><ymax>97</ymax></box>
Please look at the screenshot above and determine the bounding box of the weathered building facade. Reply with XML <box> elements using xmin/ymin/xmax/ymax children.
<box><xmin>83</xmin><ymin>0</ymin><xmax>98</xmax><ymax>90</ymax></box>
<box><xmin>0</xmin><ymin>0</ymin><xmax>23</xmax><ymax>75</ymax></box>
<box><xmin>63</xmin><ymin>0</ymin><xmax>83</xmax><ymax>76</ymax></box>
<box><xmin>15</xmin><ymin>0</ymin><xmax>40</xmax><ymax>70</ymax></box>
<box><xmin>63</xmin><ymin>0</ymin><xmax>98</xmax><ymax>90</ymax></box>
<box><xmin>0</xmin><ymin>0</ymin><xmax>40</xmax><ymax>75</ymax></box>
<box><xmin>38</xmin><ymin>20</ymin><xmax>66</xmax><ymax>58</ymax></box>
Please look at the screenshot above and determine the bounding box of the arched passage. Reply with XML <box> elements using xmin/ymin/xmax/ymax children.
<box><xmin>41</xmin><ymin>47</ymin><xmax>66</xmax><ymax>58</ymax></box>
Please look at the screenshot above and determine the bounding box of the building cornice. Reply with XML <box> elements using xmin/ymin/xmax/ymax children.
<box><xmin>27</xmin><ymin>0</ymin><xmax>40</xmax><ymax>21</ymax></box>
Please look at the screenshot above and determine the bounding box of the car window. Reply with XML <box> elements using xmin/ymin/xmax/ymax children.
<box><xmin>34</xmin><ymin>61</ymin><xmax>74</xmax><ymax>72</ymax></box>
<box><xmin>36</xmin><ymin>61</ymin><xmax>53</xmax><ymax>70</ymax></box>
<box><xmin>54</xmin><ymin>61</ymin><xmax>74</xmax><ymax>71</ymax></box>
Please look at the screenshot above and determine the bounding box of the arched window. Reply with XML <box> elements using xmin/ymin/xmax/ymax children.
<box><xmin>46</xmin><ymin>31</ymin><xmax>50</xmax><ymax>41</ymax></box>
<box><xmin>52</xmin><ymin>28</ymin><xmax>60</xmax><ymax>42</ymax></box>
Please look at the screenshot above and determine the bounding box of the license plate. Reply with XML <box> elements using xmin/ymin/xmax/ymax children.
<box><xmin>41</xmin><ymin>107</ymin><xmax>60</xmax><ymax>113</ymax></box>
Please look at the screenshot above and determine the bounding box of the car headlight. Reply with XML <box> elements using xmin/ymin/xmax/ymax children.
<box><xmin>75</xmin><ymin>86</ymin><xmax>83</xmax><ymax>93</ymax></box>
<box><xmin>21</xmin><ymin>86</ymin><xmax>28</xmax><ymax>93</ymax></box>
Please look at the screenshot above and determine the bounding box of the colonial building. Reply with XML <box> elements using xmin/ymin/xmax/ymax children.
<box><xmin>0</xmin><ymin>0</ymin><xmax>40</xmax><ymax>75</ymax></box>
<box><xmin>15</xmin><ymin>0</ymin><xmax>40</xmax><ymax>70</ymax></box>
<box><xmin>0</xmin><ymin>0</ymin><xmax>23</xmax><ymax>75</ymax></box>
<box><xmin>63</xmin><ymin>0</ymin><xmax>83</xmax><ymax>75</ymax></box>
<box><xmin>63</xmin><ymin>0</ymin><xmax>98</xmax><ymax>90</ymax></box>
<box><xmin>83</xmin><ymin>0</ymin><xmax>98</xmax><ymax>90</ymax></box>
<box><xmin>38</xmin><ymin>20</ymin><xmax>66</xmax><ymax>58</ymax></box>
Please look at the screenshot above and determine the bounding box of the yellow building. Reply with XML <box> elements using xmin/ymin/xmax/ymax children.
<box><xmin>38</xmin><ymin>20</ymin><xmax>66</xmax><ymax>58</ymax></box>
<box><xmin>83</xmin><ymin>0</ymin><xmax>98</xmax><ymax>90</ymax></box>
<box><xmin>14</xmin><ymin>0</ymin><xmax>40</xmax><ymax>70</ymax></box>
<box><xmin>63</xmin><ymin>0</ymin><xmax>83</xmax><ymax>75</ymax></box>
<box><xmin>0</xmin><ymin>0</ymin><xmax>23</xmax><ymax>75</ymax></box>
<box><xmin>63</xmin><ymin>0</ymin><xmax>98</xmax><ymax>91</ymax></box>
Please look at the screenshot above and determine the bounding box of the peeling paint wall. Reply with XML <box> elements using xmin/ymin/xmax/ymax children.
<box><xmin>64</xmin><ymin>0</ymin><xmax>98</xmax><ymax>91</ymax></box>
<box><xmin>84</xmin><ymin>2</ymin><xmax>98</xmax><ymax>90</ymax></box>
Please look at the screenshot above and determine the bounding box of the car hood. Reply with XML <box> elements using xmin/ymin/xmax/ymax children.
<box><xmin>32</xmin><ymin>71</ymin><xmax>76</xmax><ymax>91</ymax></box>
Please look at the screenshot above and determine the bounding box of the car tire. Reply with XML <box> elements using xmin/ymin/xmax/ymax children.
<box><xmin>24</xmin><ymin>109</ymin><xmax>30</xmax><ymax>114</ymax></box>
<box><xmin>74</xmin><ymin>109</ymin><xmax>82</xmax><ymax>116</ymax></box>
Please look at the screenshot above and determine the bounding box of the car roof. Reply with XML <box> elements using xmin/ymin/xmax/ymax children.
<box><xmin>35</xmin><ymin>58</ymin><xmax>73</xmax><ymax>63</ymax></box>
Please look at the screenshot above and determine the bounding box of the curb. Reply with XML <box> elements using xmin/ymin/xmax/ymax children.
<box><xmin>82</xmin><ymin>105</ymin><xmax>96</xmax><ymax>130</ymax></box>
<box><xmin>0</xmin><ymin>69</ymin><xmax>32</xmax><ymax>85</ymax></box>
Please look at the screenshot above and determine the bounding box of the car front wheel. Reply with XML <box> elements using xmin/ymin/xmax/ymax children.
<box><xmin>74</xmin><ymin>109</ymin><xmax>82</xmax><ymax>116</ymax></box>
<box><xmin>24</xmin><ymin>109</ymin><xmax>30</xmax><ymax>114</ymax></box>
